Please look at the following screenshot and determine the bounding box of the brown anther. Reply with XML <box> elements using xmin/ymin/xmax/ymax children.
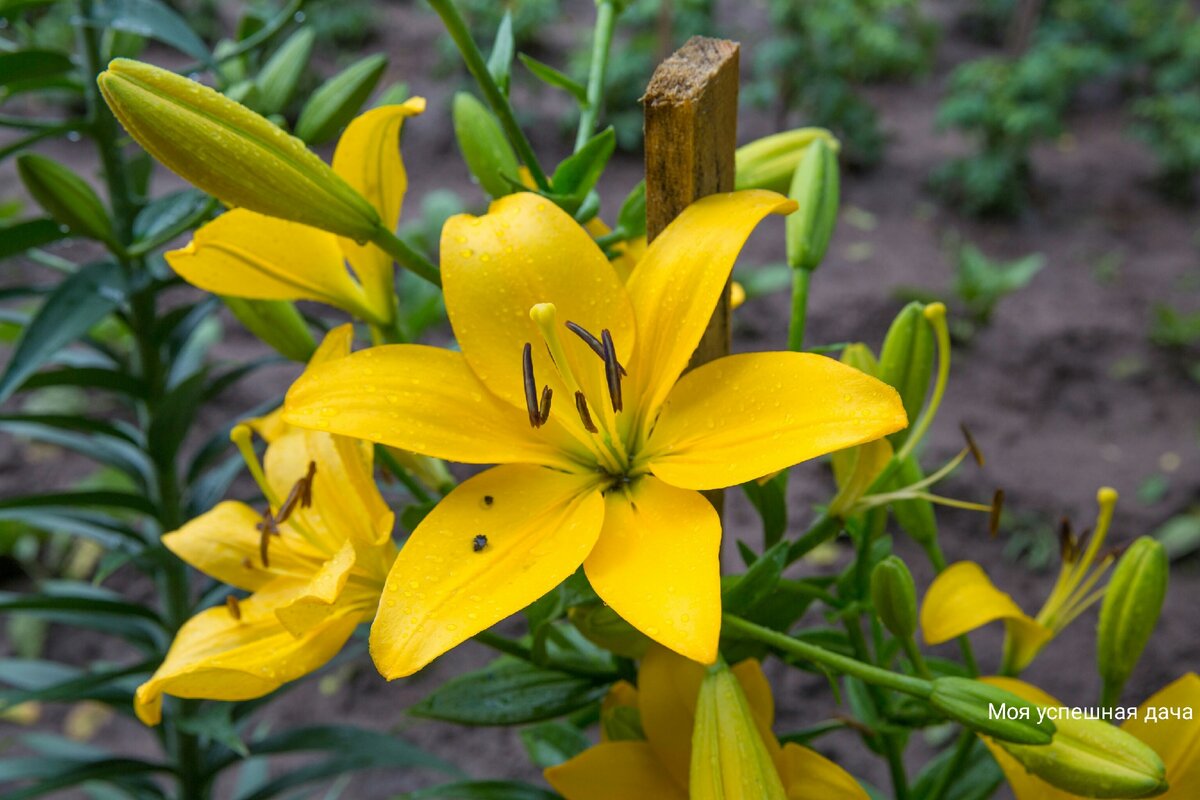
<box><xmin>574</xmin><ymin>391</ymin><xmax>598</xmax><ymax>433</ymax></box>
<box><xmin>241</xmin><ymin>557</ymin><xmax>253</xmax><ymax>570</ymax></box>
<box><xmin>601</xmin><ymin>329</ymin><xmax>623</xmax><ymax>413</ymax></box>
<box><xmin>988</xmin><ymin>489</ymin><xmax>1005</xmax><ymax>538</ymax></box>
<box><xmin>276</xmin><ymin>461</ymin><xmax>317</xmax><ymax>525</ymax></box>
<box><xmin>565</xmin><ymin>320</ymin><xmax>626</xmax><ymax>376</ymax></box>
<box><xmin>1058</xmin><ymin>517</ymin><xmax>1077</xmax><ymax>561</ymax></box>
<box><xmin>539</xmin><ymin>385</ymin><xmax>553</xmax><ymax>425</ymax></box>
<box><xmin>300</xmin><ymin>461</ymin><xmax>316</xmax><ymax>508</ymax></box>
<box><xmin>523</xmin><ymin>342</ymin><xmax>541</xmax><ymax>428</ymax></box>
<box><xmin>959</xmin><ymin>423</ymin><xmax>984</xmax><ymax>467</ymax></box>
<box><xmin>256</xmin><ymin>509</ymin><xmax>277</xmax><ymax>568</ymax></box>
<box><xmin>226</xmin><ymin>594</ymin><xmax>242</xmax><ymax>620</ymax></box>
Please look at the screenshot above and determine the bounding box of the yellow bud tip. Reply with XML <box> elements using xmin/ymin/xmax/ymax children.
<box><xmin>1097</xmin><ymin>487</ymin><xmax>1118</xmax><ymax>508</ymax></box>
<box><xmin>730</xmin><ymin>281</ymin><xmax>747</xmax><ymax>310</ymax></box>
<box><xmin>924</xmin><ymin>302</ymin><xmax>947</xmax><ymax>322</ymax></box>
<box><xmin>529</xmin><ymin>302</ymin><xmax>558</xmax><ymax>327</ymax></box>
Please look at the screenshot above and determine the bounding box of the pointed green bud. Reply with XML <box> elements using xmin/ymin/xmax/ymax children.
<box><xmin>871</xmin><ymin>556</ymin><xmax>918</xmax><ymax>641</ymax></box>
<box><xmin>878</xmin><ymin>302</ymin><xmax>934</xmax><ymax>447</ymax></box>
<box><xmin>16</xmin><ymin>154</ymin><xmax>117</xmax><ymax>248</ymax></box>
<box><xmin>735</xmin><ymin>127</ymin><xmax>838</xmax><ymax>193</ymax></box>
<box><xmin>785</xmin><ymin>138</ymin><xmax>839</xmax><ymax>272</ymax></box>
<box><xmin>98</xmin><ymin>59</ymin><xmax>381</xmax><ymax>242</ymax></box>
<box><xmin>840</xmin><ymin>342</ymin><xmax>879</xmax><ymax>377</ymax></box>
<box><xmin>1098</xmin><ymin>537</ymin><xmax>1168</xmax><ymax>706</ymax></box>
<box><xmin>222</xmin><ymin>297</ymin><xmax>316</xmax><ymax>362</ymax></box>
<box><xmin>998</xmin><ymin>714</ymin><xmax>1167</xmax><ymax>798</ymax></box>
<box><xmin>453</xmin><ymin>91</ymin><xmax>520</xmax><ymax>199</ymax></box>
<box><xmin>929</xmin><ymin>677</ymin><xmax>1056</xmax><ymax>745</ymax></box>
<box><xmin>294</xmin><ymin>54</ymin><xmax>388</xmax><ymax>145</ymax></box>
<box><xmin>568</xmin><ymin>604</ymin><xmax>649</xmax><ymax>659</ymax></box>
<box><xmin>890</xmin><ymin>455</ymin><xmax>938</xmax><ymax>545</ymax></box>
<box><xmin>690</xmin><ymin>662</ymin><xmax>787</xmax><ymax>800</ymax></box>
<box><xmin>256</xmin><ymin>27</ymin><xmax>316</xmax><ymax>115</ymax></box>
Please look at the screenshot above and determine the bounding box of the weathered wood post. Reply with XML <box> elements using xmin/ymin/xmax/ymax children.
<box><xmin>642</xmin><ymin>35</ymin><xmax>739</xmax><ymax>512</ymax></box>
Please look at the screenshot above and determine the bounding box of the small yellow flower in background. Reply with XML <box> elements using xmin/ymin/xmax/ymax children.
<box><xmin>283</xmin><ymin>190</ymin><xmax>906</xmax><ymax>675</ymax></box>
<box><xmin>164</xmin><ymin>99</ymin><xmax>425</xmax><ymax>326</ymax></box>
<box><xmin>921</xmin><ymin>488</ymin><xmax>1120</xmax><ymax>674</ymax></box>
<box><xmin>976</xmin><ymin>675</ymin><xmax>1194</xmax><ymax>800</ymax></box>
<box><xmin>544</xmin><ymin>645</ymin><xmax>867</xmax><ymax>800</ymax></box>
<box><xmin>135</xmin><ymin>327</ymin><xmax>398</xmax><ymax>725</ymax></box>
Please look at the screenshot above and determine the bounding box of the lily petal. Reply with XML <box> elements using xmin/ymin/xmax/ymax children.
<box><xmin>921</xmin><ymin>563</ymin><xmax>1053</xmax><ymax>667</ymax></box>
<box><xmin>1124</xmin><ymin>673</ymin><xmax>1200</xmax><ymax>798</ymax></box>
<box><xmin>283</xmin><ymin>344</ymin><xmax>581</xmax><ymax>469</ymax></box>
<box><xmin>780</xmin><ymin>743</ymin><xmax>870</xmax><ymax>800</ymax></box>
<box><xmin>161</xmin><ymin>501</ymin><xmax>318</xmax><ymax>591</ymax></box>
<box><xmin>275</xmin><ymin>539</ymin><xmax>357</xmax><ymax>636</ymax></box>
<box><xmin>545</xmin><ymin>740</ymin><xmax>688</xmax><ymax>800</ymax></box>
<box><xmin>370</xmin><ymin>464</ymin><xmax>603</xmax><ymax>679</ymax></box>
<box><xmin>165</xmin><ymin>210</ymin><xmax>377</xmax><ymax>321</ymax></box>
<box><xmin>624</xmin><ymin>190</ymin><xmax>794</xmax><ymax>419</ymax></box>
<box><xmin>440</xmin><ymin>193</ymin><xmax>635</xmax><ymax>417</ymax></box>
<box><xmin>133</xmin><ymin>579</ymin><xmax>359</xmax><ymax>725</ymax></box>
<box><xmin>584</xmin><ymin>477</ymin><xmax>721</xmax><ymax>664</ymax></box>
<box><xmin>638</xmin><ymin>643</ymin><xmax>706</xmax><ymax>790</ymax></box>
<box><xmin>644</xmin><ymin>352</ymin><xmax>907</xmax><ymax>491</ymax></box>
<box><xmin>732</xmin><ymin>659</ymin><xmax>779</xmax><ymax>759</ymax></box>
<box><xmin>332</xmin><ymin>99</ymin><xmax>425</xmax><ymax>310</ymax></box>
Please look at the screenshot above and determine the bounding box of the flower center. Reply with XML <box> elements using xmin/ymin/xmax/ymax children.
<box><xmin>523</xmin><ymin>302</ymin><xmax>631</xmax><ymax>477</ymax></box>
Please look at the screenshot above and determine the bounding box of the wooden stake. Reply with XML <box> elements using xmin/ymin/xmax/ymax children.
<box><xmin>643</xmin><ymin>35</ymin><xmax>739</xmax><ymax>512</ymax></box>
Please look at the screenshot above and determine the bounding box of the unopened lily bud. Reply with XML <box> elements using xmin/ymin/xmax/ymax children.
<box><xmin>878</xmin><ymin>302</ymin><xmax>934</xmax><ymax>446</ymax></box>
<box><xmin>569</xmin><ymin>604</ymin><xmax>649</xmax><ymax>659</ymax></box>
<box><xmin>17</xmin><ymin>154</ymin><xmax>117</xmax><ymax>248</ymax></box>
<box><xmin>690</xmin><ymin>662</ymin><xmax>788</xmax><ymax>800</ymax></box>
<box><xmin>1098</xmin><ymin>537</ymin><xmax>1168</xmax><ymax>706</ymax></box>
<box><xmin>222</xmin><ymin>297</ymin><xmax>316</xmax><ymax>362</ymax></box>
<box><xmin>98</xmin><ymin>59</ymin><xmax>382</xmax><ymax>242</ymax></box>
<box><xmin>871</xmin><ymin>556</ymin><xmax>918</xmax><ymax>641</ymax></box>
<box><xmin>735</xmin><ymin>127</ymin><xmax>838</xmax><ymax>193</ymax></box>
<box><xmin>785</xmin><ymin>137</ymin><xmax>839</xmax><ymax>272</ymax></box>
<box><xmin>929</xmin><ymin>677</ymin><xmax>1056</xmax><ymax>745</ymax></box>
<box><xmin>385</xmin><ymin>447</ymin><xmax>455</xmax><ymax>495</ymax></box>
<box><xmin>840</xmin><ymin>342</ymin><xmax>879</xmax><ymax>377</ymax></box>
<box><xmin>998</xmin><ymin>714</ymin><xmax>1167</xmax><ymax>798</ymax></box>
<box><xmin>256</xmin><ymin>27</ymin><xmax>316</xmax><ymax>115</ymax></box>
<box><xmin>890</xmin><ymin>456</ymin><xmax>938</xmax><ymax>545</ymax></box>
<box><xmin>453</xmin><ymin>92</ymin><xmax>520</xmax><ymax>199</ymax></box>
<box><xmin>295</xmin><ymin>54</ymin><xmax>388</xmax><ymax>145</ymax></box>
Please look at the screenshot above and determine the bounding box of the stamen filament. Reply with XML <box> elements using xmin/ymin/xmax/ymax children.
<box><xmin>530</xmin><ymin>304</ymin><xmax>582</xmax><ymax>394</ymax></box>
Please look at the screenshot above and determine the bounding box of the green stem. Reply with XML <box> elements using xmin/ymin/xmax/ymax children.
<box><xmin>785</xmin><ymin>513</ymin><xmax>840</xmax><ymax>564</ymax></box>
<box><xmin>844</xmin><ymin>613</ymin><xmax>909</xmax><ymax>800</ymax></box>
<box><xmin>722</xmin><ymin>615</ymin><xmax>931</xmax><ymax>699</ymax></box>
<box><xmin>926</xmin><ymin>730</ymin><xmax>977</xmax><ymax>800</ymax></box>
<box><xmin>174</xmin><ymin>0</ymin><xmax>303</xmax><ymax>76</ymax></box>
<box><xmin>900</xmin><ymin>636</ymin><xmax>933</xmax><ymax>681</ymax></box>
<box><xmin>787</xmin><ymin>268</ymin><xmax>811</xmax><ymax>351</ymax></box>
<box><xmin>370</xmin><ymin>227</ymin><xmax>442</xmax><ymax>288</ymax></box>
<box><xmin>574</xmin><ymin>0</ymin><xmax>618</xmax><ymax>151</ymax></box>
<box><xmin>377</xmin><ymin>446</ymin><xmax>433</xmax><ymax>505</ymax></box>
<box><xmin>427</xmin><ymin>0</ymin><xmax>550</xmax><ymax>190</ymax></box>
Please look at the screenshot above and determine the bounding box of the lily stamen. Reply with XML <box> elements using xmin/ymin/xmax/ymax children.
<box><xmin>575</xmin><ymin>391</ymin><xmax>598</xmax><ymax>433</ymax></box>
<box><xmin>601</xmin><ymin>329</ymin><xmax>623</xmax><ymax>413</ymax></box>
<box><xmin>255</xmin><ymin>508</ymin><xmax>279</xmax><ymax>567</ymax></box>
<box><xmin>566</xmin><ymin>320</ymin><xmax>626</xmax><ymax>376</ymax></box>
<box><xmin>960</xmin><ymin>423</ymin><xmax>984</xmax><ymax>466</ymax></box>
<box><xmin>276</xmin><ymin>461</ymin><xmax>317</xmax><ymax>525</ymax></box>
<box><xmin>226</xmin><ymin>594</ymin><xmax>242</xmax><ymax>621</ymax></box>
<box><xmin>539</xmin><ymin>385</ymin><xmax>553</xmax><ymax>426</ymax></box>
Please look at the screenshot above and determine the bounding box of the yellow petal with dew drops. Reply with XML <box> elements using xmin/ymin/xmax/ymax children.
<box><xmin>780</xmin><ymin>743</ymin><xmax>870</xmax><ymax>800</ymax></box>
<box><xmin>1124</xmin><ymin>673</ymin><xmax>1200</xmax><ymax>798</ymax></box>
<box><xmin>623</xmin><ymin>190</ymin><xmax>794</xmax><ymax>420</ymax></box>
<box><xmin>440</xmin><ymin>193</ymin><xmax>635</xmax><ymax>416</ymax></box>
<box><xmin>264</xmin><ymin>429</ymin><xmax>395</xmax><ymax>561</ymax></box>
<box><xmin>545</xmin><ymin>741</ymin><xmax>688</xmax><ymax>800</ymax></box>
<box><xmin>920</xmin><ymin>563</ymin><xmax>1053</xmax><ymax>661</ymax></box>
<box><xmin>162</xmin><ymin>500</ymin><xmax>320</xmax><ymax>591</ymax></box>
<box><xmin>584</xmin><ymin>477</ymin><xmax>721</xmax><ymax>665</ymax></box>
<box><xmin>370</xmin><ymin>464</ymin><xmax>603</xmax><ymax>679</ymax></box>
<box><xmin>283</xmin><ymin>344</ymin><xmax>583</xmax><ymax>469</ymax></box>
<box><xmin>133</xmin><ymin>578</ymin><xmax>360</xmax><ymax>726</ymax></box>
<box><xmin>638</xmin><ymin>643</ymin><xmax>706</xmax><ymax>790</ymax></box>
<box><xmin>165</xmin><ymin>209</ymin><xmax>378</xmax><ymax>322</ymax></box>
<box><xmin>333</xmin><ymin>99</ymin><xmax>425</xmax><ymax>314</ymax></box>
<box><xmin>644</xmin><ymin>352</ymin><xmax>907</xmax><ymax>491</ymax></box>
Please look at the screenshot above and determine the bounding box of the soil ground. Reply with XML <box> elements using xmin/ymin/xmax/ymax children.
<box><xmin>2</xmin><ymin>0</ymin><xmax>1198</xmax><ymax>797</ymax></box>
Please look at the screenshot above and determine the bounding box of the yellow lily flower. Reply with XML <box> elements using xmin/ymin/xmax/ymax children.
<box><xmin>134</xmin><ymin>328</ymin><xmax>397</xmax><ymax>725</ymax></box>
<box><xmin>282</xmin><ymin>190</ymin><xmax>906</xmax><ymax>674</ymax></box>
<box><xmin>921</xmin><ymin>488</ymin><xmax>1119</xmax><ymax>674</ymax></box>
<box><xmin>977</xmin><ymin>675</ymin><xmax>1196</xmax><ymax>799</ymax></box>
<box><xmin>164</xmin><ymin>99</ymin><xmax>425</xmax><ymax>326</ymax></box>
<box><xmin>544</xmin><ymin>645</ymin><xmax>867</xmax><ymax>800</ymax></box>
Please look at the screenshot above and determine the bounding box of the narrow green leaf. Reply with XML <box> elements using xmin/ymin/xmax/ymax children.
<box><xmin>256</xmin><ymin>27</ymin><xmax>316</xmax><ymax>115</ymax></box>
<box><xmin>0</xmin><ymin>260</ymin><xmax>126</xmax><ymax>402</ymax></box>
<box><xmin>487</xmin><ymin>12</ymin><xmax>514</xmax><ymax>95</ymax></box>
<box><xmin>87</xmin><ymin>0</ymin><xmax>211</xmax><ymax>64</ymax></box>
<box><xmin>519</xmin><ymin>721</ymin><xmax>589</xmax><ymax>769</ymax></box>
<box><xmin>722</xmin><ymin>539</ymin><xmax>788</xmax><ymax>615</ymax></box>
<box><xmin>0</xmin><ymin>217</ymin><xmax>67</xmax><ymax>259</ymax></box>
<box><xmin>517</xmin><ymin>53</ymin><xmax>587</xmax><ymax>104</ymax></box>
<box><xmin>398</xmin><ymin>782</ymin><xmax>562</xmax><ymax>800</ymax></box>
<box><xmin>411</xmin><ymin>659</ymin><xmax>607</xmax><ymax>726</ymax></box>
<box><xmin>0</xmin><ymin>50</ymin><xmax>74</xmax><ymax>85</ymax></box>
<box><xmin>295</xmin><ymin>54</ymin><xmax>388</xmax><ymax>145</ymax></box>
